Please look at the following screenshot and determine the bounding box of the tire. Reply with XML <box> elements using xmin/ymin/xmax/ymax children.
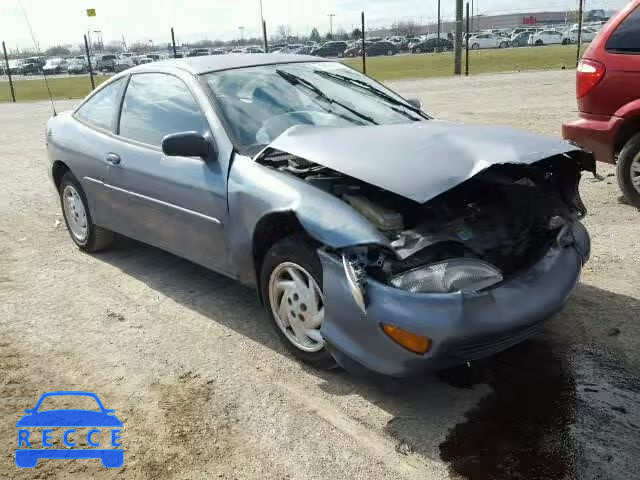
<box><xmin>535</xmin><ymin>40</ymin><xmax>543</xmax><ymax>46</ymax></box>
<box><xmin>59</xmin><ymin>172</ymin><xmax>115</xmax><ymax>252</ymax></box>
<box><xmin>260</xmin><ymin>235</ymin><xmax>337</xmax><ymax>369</ymax></box>
<box><xmin>387</xmin><ymin>49</ymin><xmax>394</xmax><ymax>56</ymax></box>
<box><xmin>616</xmin><ymin>132</ymin><xmax>640</xmax><ymax>208</ymax></box>
<box><xmin>414</xmin><ymin>47</ymin><xmax>422</xmax><ymax>54</ymax></box>
<box><xmin>499</xmin><ymin>41</ymin><xmax>508</xmax><ymax>48</ymax></box>
<box><xmin>512</xmin><ymin>40</ymin><xmax>520</xmax><ymax>47</ymax></box>
<box><xmin>471</xmin><ymin>43</ymin><xmax>480</xmax><ymax>50</ymax></box>
<box><xmin>562</xmin><ymin>38</ymin><xmax>569</xmax><ymax>45</ymax></box>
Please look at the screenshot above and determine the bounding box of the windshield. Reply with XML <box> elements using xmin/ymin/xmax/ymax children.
<box><xmin>203</xmin><ymin>62</ymin><xmax>426</xmax><ymax>155</ymax></box>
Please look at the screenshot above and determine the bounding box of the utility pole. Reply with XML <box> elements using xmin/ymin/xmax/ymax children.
<box><xmin>2</xmin><ymin>41</ymin><xmax>16</xmax><ymax>102</ymax></box>
<box><xmin>361</xmin><ymin>11</ymin><xmax>366</xmax><ymax>74</ymax></box>
<box><xmin>465</xmin><ymin>2</ymin><xmax>470</xmax><ymax>76</ymax></box>
<box><xmin>170</xmin><ymin>27</ymin><xmax>177</xmax><ymax>58</ymax></box>
<box><xmin>328</xmin><ymin>13</ymin><xmax>335</xmax><ymax>38</ymax></box>
<box><xmin>260</xmin><ymin>0</ymin><xmax>268</xmax><ymax>52</ymax></box>
<box><xmin>471</xmin><ymin>0</ymin><xmax>474</xmax><ymax>31</ymax></box>
<box><xmin>576</xmin><ymin>0</ymin><xmax>584</xmax><ymax>66</ymax></box>
<box><xmin>239</xmin><ymin>26</ymin><xmax>245</xmax><ymax>46</ymax></box>
<box><xmin>436</xmin><ymin>0</ymin><xmax>441</xmax><ymax>52</ymax></box>
<box><xmin>454</xmin><ymin>0</ymin><xmax>463</xmax><ymax>75</ymax></box>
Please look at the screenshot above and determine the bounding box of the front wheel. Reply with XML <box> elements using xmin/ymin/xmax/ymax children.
<box><xmin>471</xmin><ymin>43</ymin><xmax>480</xmax><ymax>50</ymax></box>
<box><xmin>535</xmin><ymin>40</ymin><xmax>543</xmax><ymax>46</ymax></box>
<box><xmin>616</xmin><ymin>132</ymin><xmax>640</xmax><ymax>208</ymax></box>
<box><xmin>59</xmin><ymin>172</ymin><xmax>115</xmax><ymax>252</ymax></box>
<box><xmin>499</xmin><ymin>41</ymin><xmax>508</xmax><ymax>48</ymax></box>
<box><xmin>261</xmin><ymin>236</ymin><xmax>337</xmax><ymax>369</ymax></box>
<box><xmin>512</xmin><ymin>40</ymin><xmax>520</xmax><ymax>47</ymax></box>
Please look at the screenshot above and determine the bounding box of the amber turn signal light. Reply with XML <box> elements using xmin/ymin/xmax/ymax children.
<box><xmin>382</xmin><ymin>324</ymin><xmax>431</xmax><ymax>355</ymax></box>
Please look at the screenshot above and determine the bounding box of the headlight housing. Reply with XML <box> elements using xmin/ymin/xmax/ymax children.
<box><xmin>390</xmin><ymin>258</ymin><xmax>503</xmax><ymax>294</ymax></box>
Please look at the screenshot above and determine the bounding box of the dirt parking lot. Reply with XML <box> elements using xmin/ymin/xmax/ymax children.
<box><xmin>1</xmin><ymin>69</ymin><xmax>639</xmax><ymax>480</ymax></box>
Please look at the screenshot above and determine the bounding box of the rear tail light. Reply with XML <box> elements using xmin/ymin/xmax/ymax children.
<box><xmin>576</xmin><ymin>59</ymin><xmax>606</xmax><ymax>98</ymax></box>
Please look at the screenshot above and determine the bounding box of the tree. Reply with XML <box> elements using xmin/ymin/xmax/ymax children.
<box><xmin>309</xmin><ymin>27</ymin><xmax>321</xmax><ymax>43</ymax></box>
<box><xmin>351</xmin><ymin>28</ymin><xmax>362</xmax><ymax>40</ymax></box>
<box><xmin>391</xmin><ymin>20</ymin><xmax>419</xmax><ymax>36</ymax></box>
<box><xmin>45</xmin><ymin>45</ymin><xmax>70</xmax><ymax>56</ymax></box>
<box><xmin>324</xmin><ymin>32</ymin><xmax>333</xmax><ymax>41</ymax></box>
<box><xmin>335</xmin><ymin>28</ymin><xmax>349</xmax><ymax>40</ymax></box>
<box><xmin>277</xmin><ymin>24</ymin><xmax>292</xmax><ymax>41</ymax></box>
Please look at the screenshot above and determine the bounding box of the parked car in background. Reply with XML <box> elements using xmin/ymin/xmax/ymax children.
<box><xmin>411</xmin><ymin>37</ymin><xmax>454</xmax><ymax>53</ymax></box>
<box><xmin>563</xmin><ymin>0</ymin><xmax>640</xmax><ymax>207</ymax></box>
<box><xmin>245</xmin><ymin>46</ymin><xmax>265</xmax><ymax>53</ymax></box>
<box><xmin>469</xmin><ymin>33</ymin><xmax>509</xmax><ymax>49</ymax></box>
<box><xmin>20</xmin><ymin>57</ymin><xmax>44</xmax><ymax>75</ymax></box>
<box><xmin>137</xmin><ymin>57</ymin><xmax>154</xmax><ymax>65</ymax></box>
<box><xmin>43</xmin><ymin>58</ymin><xmax>68</xmax><ymax>75</ymax></box>
<box><xmin>510</xmin><ymin>31</ymin><xmax>533</xmax><ymax>47</ymax></box>
<box><xmin>529</xmin><ymin>29</ymin><xmax>564</xmax><ymax>46</ymax></box>
<box><xmin>67</xmin><ymin>58</ymin><xmax>88</xmax><ymax>74</ymax></box>
<box><xmin>114</xmin><ymin>56</ymin><xmax>135</xmax><ymax>73</ymax></box>
<box><xmin>7</xmin><ymin>59</ymin><xmax>22</xmax><ymax>75</ymax></box>
<box><xmin>562</xmin><ymin>27</ymin><xmax>599</xmax><ymax>45</ymax></box>
<box><xmin>311</xmin><ymin>41</ymin><xmax>347</xmax><ymax>57</ymax></box>
<box><xmin>365</xmin><ymin>41</ymin><xmax>398</xmax><ymax>57</ymax></box>
<box><xmin>46</xmin><ymin>55</ymin><xmax>592</xmax><ymax>377</ymax></box>
<box><xmin>188</xmin><ymin>48</ymin><xmax>210</xmax><ymax>57</ymax></box>
<box><xmin>96</xmin><ymin>54</ymin><xmax>118</xmax><ymax>72</ymax></box>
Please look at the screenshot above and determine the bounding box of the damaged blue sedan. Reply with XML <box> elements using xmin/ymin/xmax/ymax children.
<box><xmin>46</xmin><ymin>55</ymin><xmax>593</xmax><ymax>376</ymax></box>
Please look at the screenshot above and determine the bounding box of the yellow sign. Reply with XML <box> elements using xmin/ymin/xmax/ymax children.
<box><xmin>86</xmin><ymin>8</ymin><xmax>96</xmax><ymax>17</ymax></box>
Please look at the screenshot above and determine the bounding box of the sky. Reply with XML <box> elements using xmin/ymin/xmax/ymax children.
<box><xmin>0</xmin><ymin>0</ymin><xmax>629</xmax><ymax>51</ymax></box>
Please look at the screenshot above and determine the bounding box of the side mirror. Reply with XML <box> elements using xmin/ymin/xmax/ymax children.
<box><xmin>406</xmin><ymin>98</ymin><xmax>422</xmax><ymax>110</ymax></box>
<box><xmin>162</xmin><ymin>131</ymin><xmax>210</xmax><ymax>158</ymax></box>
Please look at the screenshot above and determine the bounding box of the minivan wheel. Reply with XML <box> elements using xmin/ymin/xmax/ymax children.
<box><xmin>261</xmin><ymin>236</ymin><xmax>337</xmax><ymax>369</ymax></box>
<box><xmin>616</xmin><ymin>133</ymin><xmax>640</xmax><ymax>208</ymax></box>
<box><xmin>59</xmin><ymin>172</ymin><xmax>115</xmax><ymax>252</ymax></box>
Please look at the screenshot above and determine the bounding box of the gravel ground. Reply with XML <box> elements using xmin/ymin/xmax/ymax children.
<box><xmin>1</xmin><ymin>69</ymin><xmax>639</xmax><ymax>480</ymax></box>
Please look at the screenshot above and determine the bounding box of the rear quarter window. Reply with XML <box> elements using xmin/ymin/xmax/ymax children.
<box><xmin>606</xmin><ymin>6</ymin><xmax>640</xmax><ymax>53</ymax></box>
<box><xmin>75</xmin><ymin>78</ymin><xmax>124</xmax><ymax>131</ymax></box>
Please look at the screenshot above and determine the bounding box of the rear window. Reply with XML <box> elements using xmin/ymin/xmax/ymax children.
<box><xmin>606</xmin><ymin>6</ymin><xmax>640</xmax><ymax>53</ymax></box>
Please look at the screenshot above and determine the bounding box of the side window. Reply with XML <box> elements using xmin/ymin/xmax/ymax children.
<box><xmin>606</xmin><ymin>6</ymin><xmax>640</xmax><ymax>53</ymax></box>
<box><xmin>118</xmin><ymin>73</ymin><xmax>206</xmax><ymax>147</ymax></box>
<box><xmin>75</xmin><ymin>78</ymin><xmax>123</xmax><ymax>130</ymax></box>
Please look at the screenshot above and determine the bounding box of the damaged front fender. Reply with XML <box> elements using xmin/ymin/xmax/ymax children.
<box><xmin>227</xmin><ymin>154</ymin><xmax>389</xmax><ymax>287</ymax></box>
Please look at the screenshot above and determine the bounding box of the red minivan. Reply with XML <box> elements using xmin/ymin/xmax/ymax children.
<box><xmin>563</xmin><ymin>1</ymin><xmax>640</xmax><ymax>206</ymax></box>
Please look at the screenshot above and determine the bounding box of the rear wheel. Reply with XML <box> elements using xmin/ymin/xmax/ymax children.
<box><xmin>59</xmin><ymin>172</ymin><xmax>114</xmax><ymax>252</ymax></box>
<box><xmin>512</xmin><ymin>40</ymin><xmax>520</xmax><ymax>47</ymax></box>
<box><xmin>535</xmin><ymin>39</ymin><xmax>544</xmax><ymax>46</ymax></box>
<box><xmin>499</xmin><ymin>41</ymin><xmax>508</xmax><ymax>48</ymax></box>
<box><xmin>616</xmin><ymin>132</ymin><xmax>640</xmax><ymax>208</ymax></box>
<box><xmin>471</xmin><ymin>43</ymin><xmax>480</xmax><ymax>50</ymax></box>
<box><xmin>261</xmin><ymin>236</ymin><xmax>337</xmax><ymax>369</ymax></box>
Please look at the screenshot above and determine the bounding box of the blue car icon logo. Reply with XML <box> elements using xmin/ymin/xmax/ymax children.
<box><xmin>16</xmin><ymin>391</ymin><xmax>123</xmax><ymax>468</ymax></box>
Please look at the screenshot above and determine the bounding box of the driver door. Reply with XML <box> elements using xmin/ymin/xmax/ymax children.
<box><xmin>103</xmin><ymin>72</ymin><xmax>233</xmax><ymax>275</ymax></box>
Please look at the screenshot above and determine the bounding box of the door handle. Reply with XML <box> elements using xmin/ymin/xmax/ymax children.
<box><xmin>105</xmin><ymin>153</ymin><xmax>121</xmax><ymax>165</ymax></box>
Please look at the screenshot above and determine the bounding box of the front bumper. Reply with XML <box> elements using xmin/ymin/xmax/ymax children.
<box><xmin>319</xmin><ymin>222</ymin><xmax>589</xmax><ymax>377</ymax></box>
<box><xmin>562</xmin><ymin>113</ymin><xmax>624</xmax><ymax>164</ymax></box>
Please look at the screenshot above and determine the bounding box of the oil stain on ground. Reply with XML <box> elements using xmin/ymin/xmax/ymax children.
<box><xmin>437</xmin><ymin>336</ymin><xmax>640</xmax><ymax>480</ymax></box>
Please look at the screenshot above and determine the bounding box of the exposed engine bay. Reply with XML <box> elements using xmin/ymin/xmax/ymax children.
<box><xmin>258</xmin><ymin>148</ymin><xmax>588</xmax><ymax>290</ymax></box>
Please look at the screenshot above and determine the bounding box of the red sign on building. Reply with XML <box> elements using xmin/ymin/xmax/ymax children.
<box><xmin>522</xmin><ymin>15</ymin><xmax>538</xmax><ymax>25</ymax></box>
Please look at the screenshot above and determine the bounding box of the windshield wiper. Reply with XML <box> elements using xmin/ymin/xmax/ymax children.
<box><xmin>314</xmin><ymin>70</ymin><xmax>429</xmax><ymax>120</ymax></box>
<box><xmin>275</xmin><ymin>69</ymin><xmax>377</xmax><ymax>125</ymax></box>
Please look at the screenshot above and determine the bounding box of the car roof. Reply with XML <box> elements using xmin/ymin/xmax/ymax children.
<box><xmin>142</xmin><ymin>53</ymin><xmax>331</xmax><ymax>75</ymax></box>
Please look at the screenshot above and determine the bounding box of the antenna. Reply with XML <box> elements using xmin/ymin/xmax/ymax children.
<box><xmin>17</xmin><ymin>0</ymin><xmax>57</xmax><ymax>116</ymax></box>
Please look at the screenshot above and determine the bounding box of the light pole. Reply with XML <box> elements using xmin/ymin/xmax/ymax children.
<box><xmin>436</xmin><ymin>0</ymin><xmax>441</xmax><ymax>52</ymax></box>
<box><xmin>239</xmin><ymin>26</ymin><xmax>245</xmax><ymax>46</ymax></box>
<box><xmin>328</xmin><ymin>13</ymin><xmax>335</xmax><ymax>38</ymax></box>
<box><xmin>259</xmin><ymin>0</ymin><xmax>268</xmax><ymax>52</ymax></box>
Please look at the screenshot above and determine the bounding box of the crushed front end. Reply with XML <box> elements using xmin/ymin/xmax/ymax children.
<box><xmin>317</xmin><ymin>153</ymin><xmax>591</xmax><ymax>376</ymax></box>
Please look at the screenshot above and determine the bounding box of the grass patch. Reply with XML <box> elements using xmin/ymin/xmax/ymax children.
<box><xmin>0</xmin><ymin>45</ymin><xmax>587</xmax><ymax>102</ymax></box>
<box><xmin>0</xmin><ymin>75</ymin><xmax>109</xmax><ymax>102</ymax></box>
<box><xmin>343</xmin><ymin>44</ymin><xmax>586</xmax><ymax>81</ymax></box>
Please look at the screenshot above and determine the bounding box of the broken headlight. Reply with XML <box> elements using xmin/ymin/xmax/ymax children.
<box><xmin>390</xmin><ymin>259</ymin><xmax>503</xmax><ymax>294</ymax></box>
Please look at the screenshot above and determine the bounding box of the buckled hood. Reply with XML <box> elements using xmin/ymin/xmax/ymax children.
<box><xmin>264</xmin><ymin>120</ymin><xmax>584</xmax><ymax>204</ymax></box>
